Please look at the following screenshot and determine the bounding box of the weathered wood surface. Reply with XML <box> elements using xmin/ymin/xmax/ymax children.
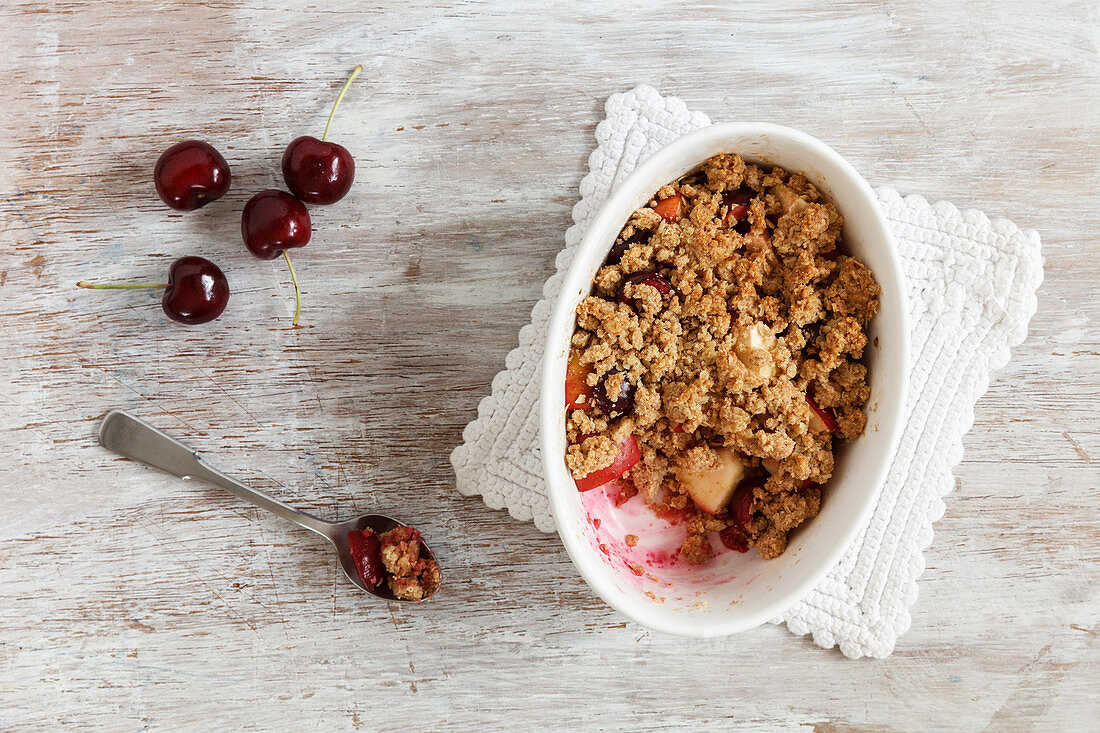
<box><xmin>0</xmin><ymin>1</ymin><xmax>1097</xmax><ymax>730</ymax></box>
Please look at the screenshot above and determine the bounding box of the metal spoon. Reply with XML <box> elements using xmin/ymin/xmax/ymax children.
<box><xmin>98</xmin><ymin>409</ymin><xmax>440</xmax><ymax>602</ymax></box>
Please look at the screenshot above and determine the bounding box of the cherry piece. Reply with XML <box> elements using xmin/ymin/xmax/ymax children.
<box><xmin>347</xmin><ymin>529</ymin><xmax>383</xmax><ymax>590</ymax></box>
<box><xmin>154</xmin><ymin>141</ymin><xmax>231</xmax><ymax>211</ymax></box>
<box><xmin>241</xmin><ymin>190</ymin><xmax>312</xmax><ymax>260</ymax></box>
<box><xmin>806</xmin><ymin>393</ymin><xmax>839</xmax><ymax>433</ymax></box>
<box><xmin>605</xmin><ymin>239</ymin><xmax>630</xmax><ymax>267</ymax></box>
<box><xmin>724</xmin><ymin>188</ymin><xmax>754</xmax><ymax>234</ymax></box>
<box><xmin>76</xmin><ymin>256</ymin><xmax>229</xmax><ymax>325</ymax></box>
<box><xmin>618</xmin><ymin>271</ymin><xmax>673</xmax><ymax>309</ymax></box>
<box><xmin>591</xmin><ymin>370</ymin><xmax>635</xmax><ymax>416</ymax></box>
<box><xmin>723</xmin><ymin>188</ymin><xmax>753</xmax><ymax>210</ymax></box>
<box><xmin>605</xmin><ymin>230</ymin><xmax>650</xmax><ymax>267</ymax></box>
<box><xmin>719</xmin><ymin>525</ymin><xmax>750</xmax><ymax>553</ymax></box>
<box><xmin>729</xmin><ymin>480</ymin><xmax>759</xmax><ymax>533</ymax></box>
<box><xmin>282</xmin><ymin>65</ymin><xmax>361</xmax><ymax>205</ymax></box>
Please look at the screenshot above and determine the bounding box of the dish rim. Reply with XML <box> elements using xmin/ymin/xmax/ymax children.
<box><xmin>539</xmin><ymin>122</ymin><xmax>911</xmax><ymax>637</ymax></box>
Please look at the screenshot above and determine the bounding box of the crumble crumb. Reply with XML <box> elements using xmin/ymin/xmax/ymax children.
<box><xmin>379</xmin><ymin>526</ymin><xmax>442</xmax><ymax>601</ymax></box>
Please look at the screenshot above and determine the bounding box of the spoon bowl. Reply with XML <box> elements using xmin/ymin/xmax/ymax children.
<box><xmin>98</xmin><ymin>410</ymin><xmax>441</xmax><ymax>602</ymax></box>
<box><xmin>328</xmin><ymin>514</ymin><xmax>439</xmax><ymax>600</ymax></box>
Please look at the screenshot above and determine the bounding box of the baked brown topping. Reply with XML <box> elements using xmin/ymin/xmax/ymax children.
<box><xmin>565</xmin><ymin>153</ymin><xmax>880</xmax><ymax>562</ymax></box>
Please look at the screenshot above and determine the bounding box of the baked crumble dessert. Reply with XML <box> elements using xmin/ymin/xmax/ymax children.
<box><xmin>348</xmin><ymin>526</ymin><xmax>442</xmax><ymax>601</ymax></box>
<box><xmin>564</xmin><ymin>153</ymin><xmax>880</xmax><ymax>562</ymax></box>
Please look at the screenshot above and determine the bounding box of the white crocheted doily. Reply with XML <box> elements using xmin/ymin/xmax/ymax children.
<box><xmin>450</xmin><ymin>85</ymin><xmax>1043</xmax><ymax>658</ymax></box>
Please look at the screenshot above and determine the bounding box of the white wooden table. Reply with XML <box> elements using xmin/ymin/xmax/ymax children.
<box><xmin>1</xmin><ymin>1</ymin><xmax>1097</xmax><ymax>729</ymax></box>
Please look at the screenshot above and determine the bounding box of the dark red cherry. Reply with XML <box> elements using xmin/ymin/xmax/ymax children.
<box><xmin>618</xmin><ymin>271</ymin><xmax>673</xmax><ymax>309</ymax></box>
<box><xmin>721</xmin><ymin>521</ymin><xmax>748</xmax><ymax>550</ymax></box>
<box><xmin>719</xmin><ymin>525</ymin><xmax>750</xmax><ymax>553</ymax></box>
<box><xmin>163</xmin><ymin>256</ymin><xmax>229</xmax><ymax>324</ymax></box>
<box><xmin>154</xmin><ymin>141</ymin><xmax>231</xmax><ymax>211</ymax></box>
<box><xmin>723</xmin><ymin>188</ymin><xmax>753</xmax><ymax>208</ymax></box>
<box><xmin>718</xmin><ymin>481</ymin><xmax>759</xmax><ymax>553</ymax></box>
<box><xmin>347</xmin><ymin>529</ymin><xmax>383</xmax><ymax>590</ymax></box>
<box><xmin>282</xmin><ymin>136</ymin><xmax>355</xmax><ymax>205</ymax></box>
<box><xmin>605</xmin><ymin>229</ymin><xmax>650</xmax><ymax>267</ymax></box>
<box><xmin>591</xmin><ymin>370</ymin><xmax>636</xmax><ymax>416</ymax></box>
<box><xmin>723</xmin><ymin>188</ymin><xmax>754</xmax><ymax>233</ymax></box>
<box><xmin>729</xmin><ymin>481</ymin><xmax>759</xmax><ymax>532</ymax></box>
<box><xmin>605</xmin><ymin>239</ymin><xmax>630</xmax><ymax>267</ymax></box>
<box><xmin>241</xmin><ymin>190</ymin><xmax>311</xmax><ymax>260</ymax></box>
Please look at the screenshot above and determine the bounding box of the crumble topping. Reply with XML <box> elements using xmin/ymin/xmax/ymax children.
<box><xmin>566</xmin><ymin>153</ymin><xmax>880</xmax><ymax>561</ymax></box>
<box><xmin>379</xmin><ymin>526</ymin><xmax>442</xmax><ymax>601</ymax></box>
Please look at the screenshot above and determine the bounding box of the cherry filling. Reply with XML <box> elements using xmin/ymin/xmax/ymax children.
<box><xmin>723</xmin><ymin>188</ymin><xmax>754</xmax><ymax>234</ymax></box>
<box><xmin>591</xmin><ymin>369</ymin><xmax>635</xmax><ymax>416</ymax></box>
<box><xmin>719</xmin><ymin>481</ymin><xmax>758</xmax><ymax>553</ymax></box>
<box><xmin>605</xmin><ymin>229</ymin><xmax>650</xmax><ymax>267</ymax></box>
<box><xmin>347</xmin><ymin>529</ymin><xmax>384</xmax><ymax>590</ymax></box>
<box><xmin>617</xmin><ymin>271</ymin><xmax>674</xmax><ymax>310</ymax></box>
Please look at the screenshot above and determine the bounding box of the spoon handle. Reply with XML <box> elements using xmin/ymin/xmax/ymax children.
<box><xmin>98</xmin><ymin>410</ymin><xmax>334</xmax><ymax>540</ymax></box>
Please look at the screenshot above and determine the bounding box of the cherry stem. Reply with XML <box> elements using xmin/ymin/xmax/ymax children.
<box><xmin>76</xmin><ymin>281</ymin><xmax>168</xmax><ymax>290</ymax></box>
<box><xmin>321</xmin><ymin>64</ymin><xmax>362</xmax><ymax>142</ymax></box>
<box><xmin>283</xmin><ymin>250</ymin><xmax>301</xmax><ymax>327</ymax></box>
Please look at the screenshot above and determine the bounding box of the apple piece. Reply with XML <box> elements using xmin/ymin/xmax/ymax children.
<box><xmin>735</xmin><ymin>322</ymin><xmax>777</xmax><ymax>379</ymax></box>
<box><xmin>653</xmin><ymin>193</ymin><xmax>681</xmax><ymax>220</ymax></box>
<box><xmin>806</xmin><ymin>394</ymin><xmax>838</xmax><ymax>433</ymax></box>
<box><xmin>724</xmin><ymin>203</ymin><xmax>749</xmax><ymax>228</ymax></box>
<box><xmin>680</xmin><ymin>447</ymin><xmax>747</xmax><ymax>514</ymax></box>
<box><xmin>565</xmin><ymin>356</ymin><xmax>594</xmax><ymax>410</ymax></box>
<box><xmin>774</xmin><ymin>184</ymin><xmax>809</xmax><ymax>216</ymax></box>
<box><xmin>574</xmin><ymin>434</ymin><xmax>641</xmax><ymax>492</ymax></box>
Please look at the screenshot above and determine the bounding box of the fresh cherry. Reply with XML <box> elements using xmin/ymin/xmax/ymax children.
<box><xmin>241</xmin><ymin>190</ymin><xmax>312</xmax><ymax>260</ymax></box>
<box><xmin>591</xmin><ymin>370</ymin><xmax>636</xmax><ymax>416</ymax></box>
<box><xmin>618</xmin><ymin>271</ymin><xmax>673</xmax><ymax>309</ymax></box>
<box><xmin>163</xmin><ymin>256</ymin><xmax>231</xmax><ymax>324</ymax></box>
<box><xmin>282</xmin><ymin>136</ymin><xmax>355</xmax><ymax>205</ymax></box>
<box><xmin>241</xmin><ymin>189</ymin><xmax>310</xmax><ymax>325</ymax></box>
<box><xmin>76</xmin><ymin>256</ymin><xmax>229</xmax><ymax>325</ymax></box>
<box><xmin>154</xmin><ymin>140</ymin><xmax>231</xmax><ymax>211</ymax></box>
<box><xmin>281</xmin><ymin>65</ymin><xmax>361</xmax><ymax>205</ymax></box>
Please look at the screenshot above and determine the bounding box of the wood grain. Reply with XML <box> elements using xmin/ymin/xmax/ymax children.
<box><xmin>0</xmin><ymin>0</ymin><xmax>1097</xmax><ymax>730</ymax></box>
